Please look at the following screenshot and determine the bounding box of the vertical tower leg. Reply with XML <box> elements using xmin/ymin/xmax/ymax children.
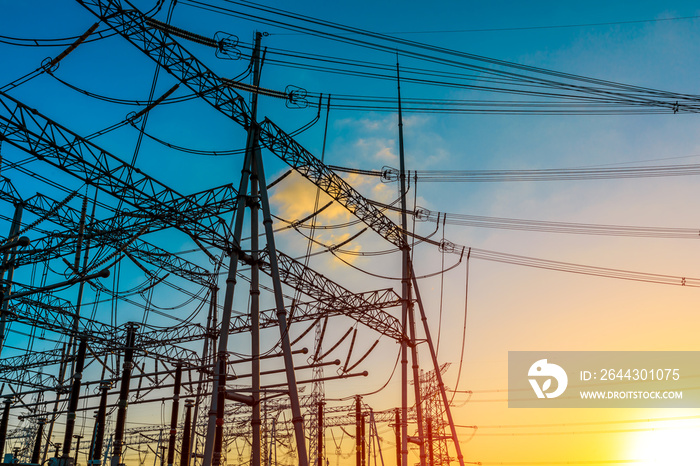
<box><xmin>411</xmin><ymin>270</ymin><xmax>465</xmax><ymax>466</ymax></box>
<box><xmin>361</xmin><ymin>410</ymin><xmax>366</xmax><ymax>466</ymax></box>
<box><xmin>201</xmin><ymin>128</ymin><xmax>253</xmax><ymax>466</ymax></box>
<box><xmin>0</xmin><ymin>201</ymin><xmax>24</xmax><ymax>356</ymax></box>
<box><xmin>394</xmin><ymin>409</ymin><xmax>400</xmax><ymax>466</ymax></box>
<box><xmin>112</xmin><ymin>324</ymin><xmax>138</xmax><ymax>466</ymax></box>
<box><xmin>427</xmin><ymin>418</ymin><xmax>433</xmax><ymax>466</ymax></box>
<box><xmin>167</xmin><ymin>364</ymin><xmax>183</xmax><ymax>466</ymax></box>
<box><xmin>73</xmin><ymin>435</ymin><xmax>83</xmax><ymax>466</ymax></box>
<box><xmin>90</xmin><ymin>381</ymin><xmax>110</xmax><ymax>465</ymax></box>
<box><xmin>317</xmin><ymin>401</ymin><xmax>324</xmax><ymax>466</ymax></box>
<box><xmin>0</xmin><ymin>398</ymin><xmax>11</xmax><ymax>460</ymax></box>
<box><xmin>250</xmin><ymin>104</ymin><xmax>262</xmax><ymax>466</ymax></box>
<box><xmin>408</xmin><ymin>300</ymin><xmax>426</xmax><ymax>465</ymax></box>
<box><xmin>191</xmin><ymin>285</ymin><xmax>216</xmax><ymax>465</ymax></box>
<box><xmin>32</xmin><ymin>419</ymin><xmax>46</xmax><ymax>465</ymax></box>
<box><xmin>355</xmin><ymin>397</ymin><xmax>362</xmax><ymax>466</ymax></box>
<box><xmin>212</xmin><ymin>357</ymin><xmax>227</xmax><ymax>466</ymax></box>
<box><xmin>180</xmin><ymin>400</ymin><xmax>194</xmax><ymax>466</ymax></box>
<box><xmin>63</xmin><ymin>337</ymin><xmax>88</xmax><ymax>462</ymax></box>
<box><xmin>252</xmin><ymin>140</ymin><xmax>308</xmax><ymax>465</ymax></box>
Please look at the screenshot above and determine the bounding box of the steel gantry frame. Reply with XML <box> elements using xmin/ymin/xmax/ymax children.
<box><xmin>0</xmin><ymin>1</ymin><xmax>467</xmax><ymax>464</ymax></box>
<box><xmin>70</xmin><ymin>2</ymin><xmax>466</xmax><ymax>465</ymax></box>
<box><xmin>0</xmin><ymin>182</ymin><xmax>404</xmax><ymax>343</ymax></box>
<box><xmin>0</xmin><ymin>109</ymin><xmax>403</xmax><ymax>466</ymax></box>
<box><xmin>73</xmin><ymin>0</ymin><xmax>407</xmax><ymax>251</ymax></box>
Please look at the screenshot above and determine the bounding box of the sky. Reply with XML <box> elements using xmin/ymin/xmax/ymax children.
<box><xmin>3</xmin><ymin>1</ymin><xmax>700</xmax><ymax>465</ymax></box>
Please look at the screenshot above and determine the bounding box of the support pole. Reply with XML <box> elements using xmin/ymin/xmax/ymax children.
<box><xmin>43</xmin><ymin>344</ymin><xmax>68</xmax><ymax>464</ymax></box>
<box><xmin>112</xmin><ymin>324</ymin><xmax>138</xmax><ymax>466</ymax></box>
<box><xmin>0</xmin><ymin>201</ymin><xmax>23</xmax><ymax>356</ymax></box>
<box><xmin>408</xmin><ymin>299</ymin><xmax>426</xmax><ymax>465</ymax></box>
<box><xmin>63</xmin><ymin>337</ymin><xmax>88</xmax><ymax>461</ymax></box>
<box><xmin>361</xmin><ymin>409</ymin><xmax>366</xmax><ymax>466</ymax></box>
<box><xmin>317</xmin><ymin>401</ymin><xmax>324</xmax><ymax>466</ymax></box>
<box><xmin>411</xmin><ymin>268</ymin><xmax>465</xmax><ymax>466</ymax></box>
<box><xmin>249</xmin><ymin>34</ymin><xmax>263</xmax><ymax>466</ymax></box>
<box><xmin>90</xmin><ymin>381</ymin><xmax>110</xmax><ymax>465</ymax></box>
<box><xmin>355</xmin><ymin>397</ymin><xmax>362</xmax><ymax>466</ymax></box>
<box><xmin>203</xmin><ymin>29</ymin><xmax>263</xmax><ymax>466</ymax></box>
<box><xmin>253</xmin><ymin>135</ymin><xmax>308</xmax><ymax>465</ymax></box>
<box><xmin>180</xmin><ymin>399</ymin><xmax>194</xmax><ymax>466</ymax></box>
<box><xmin>88</xmin><ymin>427</ymin><xmax>95</xmax><ymax>465</ymax></box>
<box><xmin>426</xmin><ymin>418</ymin><xmax>433</xmax><ymax>466</ymax></box>
<box><xmin>167</xmin><ymin>363</ymin><xmax>183</xmax><ymax>466</ymax></box>
<box><xmin>32</xmin><ymin>418</ymin><xmax>46</xmax><ymax>465</ymax></box>
<box><xmin>212</xmin><ymin>356</ymin><xmax>227</xmax><ymax>466</ymax></box>
<box><xmin>396</xmin><ymin>58</ymin><xmax>425</xmax><ymax>466</ymax></box>
<box><xmin>202</xmin><ymin>29</ymin><xmax>310</xmax><ymax>466</ymax></box>
<box><xmin>394</xmin><ymin>409</ymin><xmax>400</xmax><ymax>466</ymax></box>
<box><xmin>69</xmin><ymin>193</ymin><xmax>95</xmax><ymax>372</ymax></box>
<box><xmin>202</xmin><ymin>101</ymin><xmax>254</xmax><ymax>466</ymax></box>
<box><xmin>104</xmin><ymin>435</ymin><xmax>113</xmax><ymax>466</ymax></box>
<box><xmin>0</xmin><ymin>398</ymin><xmax>11</xmax><ymax>459</ymax></box>
<box><xmin>271</xmin><ymin>416</ymin><xmax>277</xmax><ymax>466</ymax></box>
<box><xmin>74</xmin><ymin>435</ymin><xmax>83</xmax><ymax>466</ymax></box>
<box><xmin>396</xmin><ymin>60</ymin><xmax>409</xmax><ymax>466</ymax></box>
<box><xmin>190</xmin><ymin>285</ymin><xmax>216</xmax><ymax>464</ymax></box>
<box><xmin>157</xmin><ymin>431</ymin><xmax>165</xmax><ymax>466</ymax></box>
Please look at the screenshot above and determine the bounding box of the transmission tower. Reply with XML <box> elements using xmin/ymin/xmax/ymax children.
<box><xmin>420</xmin><ymin>365</ymin><xmax>451</xmax><ymax>466</ymax></box>
<box><xmin>0</xmin><ymin>3</ymin><xmax>469</xmax><ymax>466</ymax></box>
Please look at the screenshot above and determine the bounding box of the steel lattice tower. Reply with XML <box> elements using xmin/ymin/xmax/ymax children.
<box><xmin>420</xmin><ymin>365</ymin><xmax>451</xmax><ymax>466</ymax></box>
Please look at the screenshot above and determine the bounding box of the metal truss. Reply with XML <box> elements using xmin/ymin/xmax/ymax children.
<box><xmin>74</xmin><ymin>0</ymin><xmax>407</xmax><ymax>250</ymax></box>
<box><xmin>0</xmin><ymin>177</ymin><xmax>21</xmax><ymax>204</ymax></box>
<box><xmin>420</xmin><ymin>364</ymin><xmax>453</xmax><ymax>466</ymax></box>
<box><xmin>0</xmin><ymin>91</ymin><xmax>235</xmax><ymax>252</ymax></box>
<box><xmin>7</xmin><ymin>291</ymin><xmax>200</xmax><ymax>365</ymax></box>
<box><xmin>9</xmin><ymin>183</ymin><xmax>238</xmax><ymax>268</ymax></box>
<box><xmin>260</xmin><ymin>249</ymin><xmax>405</xmax><ymax>341</ymax></box>
<box><xmin>322</xmin><ymin>406</ymin><xmax>415</xmax><ymax>428</ymax></box>
<box><xmin>2</xmin><ymin>284</ymin><xmax>401</xmax><ymax>389</ymax></box>
<box><xmin>0</xmin><ymin>188</ymin><xmax>215</xmax><ymax>286</ymax></box>
<box><xmin>0</xmin><ymin>369</ymin><xmax>58</xmax><ymax>391</ymax></box>
<box><xmin>229</xmin><ymin>289</ymin><xmax>401</xmax><ymax>340</ymax></box>
<box><xmin>0</xmin><ymin>3</ymin><xmax>467</xmax><ymax>463</ymax></box>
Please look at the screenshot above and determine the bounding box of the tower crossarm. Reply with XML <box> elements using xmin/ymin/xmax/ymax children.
<box><xmin>229</xmin><ymin>289</ymin><xmax>402</xmax><ymax>341</ymax></box>
<box><xmin>0</xmin><ymin>189</ymin><xmax>215</xmax><ymax>286</ymax></box>
<box><xmin>0</xmin><ymin>368</ymin><xmax>57</xmax><ymax>391</ymax></box>
<box><xmin>0</xmin><ymin>91</ymin><xmax>235</xmax><ymax>252</ymax></box>
<box><xmin>258</xmin><ymin>249</ymin><xmax>405</xmax><ymax>341</ymax></box>
<box><xmin>6</xmin><ymin>290</ymin><xmax>201</xmax><ymax>367</ymax></box>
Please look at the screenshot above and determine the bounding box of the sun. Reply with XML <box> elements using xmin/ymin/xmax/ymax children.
<box><xmin>627</xmin><ymin>418</ymin><xmax>700</xmax><ymax>465</ymax></box>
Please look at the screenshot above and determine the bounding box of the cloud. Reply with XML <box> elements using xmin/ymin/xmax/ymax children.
<box><xmin>334</xmin><ymin>114</ymin><xmax>450</xmax><ymax>171</ymax></box>
<box><xmin>270</xmin><ymin>171</ymin><xmax>349</xmax><ymax>222</ymax></box>
<box><xmin>270</xmin><ymin>171</ymin><xmax>392</xmax><ymax>266</ymax></box>
<box><xmin>354</xmin><ymin>137</ymin><xmax>398</xmax><ymax>164</ymax></box>
<box><xmin>335</xmin><ymin>115</ymin><xmax>396</xmax><ymax>133</ymax></box>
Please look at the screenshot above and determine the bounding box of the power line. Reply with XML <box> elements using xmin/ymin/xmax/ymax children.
<box><xmin>370</xmin><ymin>201</ymin><xmax>700</xmax><ymax>239</ymax></box>
<box><xmin>333</xmin><ymin>163</ymin><xmax>700</xmax><ymax>182</ymax></box>
<box><xmin>383</xmin><ymin>14</ymin><xmax>700</xmax><ymax>35</ymax></box>
<box><xmin>179</xmin><ymin>0</ymin><xmax>700</xmax><ymax>115</ymax></box>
